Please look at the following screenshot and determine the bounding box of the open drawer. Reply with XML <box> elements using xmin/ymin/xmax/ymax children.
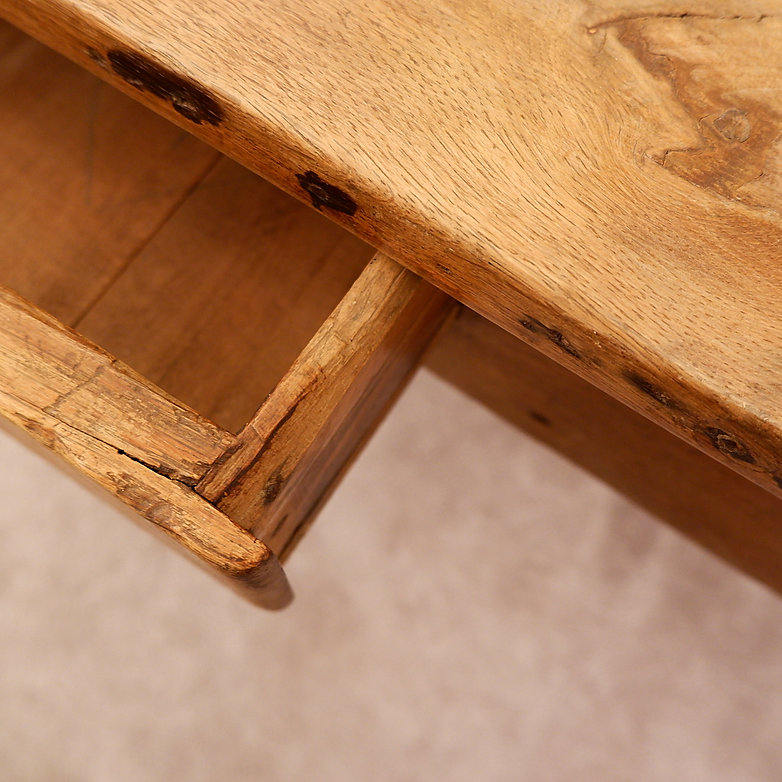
<box><xmin>0</xmin><ymin>25</ymin><xmax>453</xmax><ymax>608</ymax></box>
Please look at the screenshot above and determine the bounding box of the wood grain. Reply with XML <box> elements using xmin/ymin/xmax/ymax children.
<box><xmin>0</xmin><ymin>285</ymin><xmax>233</xmax><ymax>483</ymax></box>
<box><xmin>429</xmin><ymin>308</ymin><xmax>782</xmax><ymax>596</ymax></box>
<box><xmin>78</xmin><ymin>158</ymin><xmax>373</xmax><ymax>433</ymax></box>
<box><xmin>198</xmin><ymin>253</ymin><xmax>455</xmax><ymax>559</ymax></box>
<box><xmin>0</xmin><ymin>21</ymin><xmax>218</xmax><ymax>324</ymax></box>
<box><xmin>2</xmin><ymin>1</ymin><xmax>780</xmax><ymax>495</ymax></box>
<box><xmin>0</xmin><ymin>283</ymin><xmax>291</xmax><ymax>607</ymax></box>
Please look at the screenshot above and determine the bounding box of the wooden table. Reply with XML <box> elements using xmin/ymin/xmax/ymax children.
<box><xmin>1</xmin><ymin>1</ymin><xmax>781</xmax><ymax>606</ymax></box>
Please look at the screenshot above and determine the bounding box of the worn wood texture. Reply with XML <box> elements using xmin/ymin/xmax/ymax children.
<box><xmin>0</xmin><ymin>21</ymin><xmax>218</xmax><ymax>324</ymax></box>
<box><xmin>2</xmin><ymin>1</ymin><xmax>781</xmax><ymax>495</ymax></box>
<box><xmin>0</xmin><ymin>283</ymin><xmax>291</xmax><ymax>608</ymax></box>
<box><xmin>0</xmin><ymin>286</ymin><xmax>233</xmax><ymax>482</ymax></box>
<box><xmin>198</xmin><ymin>254</ymin><xmax>455</xmax><ymax>559</ymax></box>
<box><xmin>78</xmin><ymin>159</ymin><xmax>373</xmax><ymax>433</ymax></box>
<box><xmin>428</xmin><ymin>308</ymin><xmax>782</xmax><ymax>595</ymax></box>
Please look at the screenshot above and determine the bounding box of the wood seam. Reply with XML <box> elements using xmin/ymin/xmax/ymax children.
<box><xmin>70</xmin><ymin>150</ymin><xmax>222</xmax><ymax>330</ymax></box>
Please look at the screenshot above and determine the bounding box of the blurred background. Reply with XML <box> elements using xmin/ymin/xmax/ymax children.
<box><xmin>1</xmin><ymin>367</ymin><xmax>782</xmax><ymax>781</ymax></box>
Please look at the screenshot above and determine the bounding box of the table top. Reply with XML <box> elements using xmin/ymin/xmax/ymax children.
<box><xmin>4</xmin><ymin>0</ymin><xmax>782</xmax><ymax>495</ymax></box>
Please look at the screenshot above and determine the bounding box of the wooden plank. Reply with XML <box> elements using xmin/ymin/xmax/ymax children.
<box><xmin>0</xmin><ymin>22</ymin><xmax>219</xmax><ymax>325</ymax></box>
<box><xmin>198</xmin><ymin>254</ymin><xmax>455</xmax><ymax>559</ymax></box>
<box><xmin>0</xmin><ymin>391</ymin><xmax>290</xmax><ymax>609</ymax></box>
<box><xmin>428</xmin><ymin>308</ymin><xmax>782</xmax><ymax>596</ymax></box>
<box><xmin>0</xmin><ymin>284</ymin><xmax>233</xmax><ymax>484</ymax></box>
<box><xmin>2</xmin><ymin>2</ymin><xmax>781</xmax><ymax>497</ymax></box>
<box><xmin>78</xmin><ymin>158</ymin><xmax>373</xmax><ymax>434</ymax></box>
<box><xmin>0</xmin><ymin>283</ymin><xmax>290</xmax><ymax>608</ymax></box>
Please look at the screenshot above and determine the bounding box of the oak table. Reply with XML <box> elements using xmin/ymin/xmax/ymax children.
<box><xmin>1</xmin><ymin>1</ymin><xmax>781</xmax><ymax>607</ymax></box>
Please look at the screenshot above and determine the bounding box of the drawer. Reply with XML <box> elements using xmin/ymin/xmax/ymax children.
<box><xmin>0</xmin><ymin>25</ymin><xmax>453</xmax><ymax>608</ymax></box>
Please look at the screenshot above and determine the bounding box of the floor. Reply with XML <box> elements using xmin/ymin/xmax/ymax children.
<box><xmin>1</xmin><ymin>368</ymin><xmax>781</xmax><ymax>781</ymax></box>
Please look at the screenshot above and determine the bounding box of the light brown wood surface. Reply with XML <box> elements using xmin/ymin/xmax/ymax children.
<box><xmin>78</xmin><ymin>159</ymin><xmax>373</xmax><ymax>433</ymax></box>
<box><xmin>0</xmin><ymin>22</ymin><xmax>218</xmax><ymax>324</ymax></box>
<box><xmin>2</xmin><ymin>1</ymin><xmax>781</xmax><ymax>496</ymax></box>
<box><xmin>3</xmin><ymin>17</ymin><xmax>781</xmax><ymax>607</ymax></box>
<box><xmin>3</xmin><ymin>396</ymin><xmax>291</xmax><ymax>609</ymax></box>
<box><xmin>0</xmin><ymin>250</ymin><xmax>447</xmax><ymax>604</ymax></box>
<box><xmin>429</xmin><ymin>308</ymin><xmax>782</xmax><ymax>596</ymax></box>
<box><xmin>0</xmin><ymin>283</ymin><xmax>292</xmax><ymax>608</ymax></box>
<box><xmin>199</xmin><ymin>254</ymin><xmax>455</xmax><ymax>559</ymax></box>
<box><xmin>0</xmin><ymin>285</ymin><xmax>232</xmax><ymax>483</ymax></box>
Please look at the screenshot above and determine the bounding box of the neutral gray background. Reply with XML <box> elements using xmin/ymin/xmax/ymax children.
<box><xmin>1</xmin><ymin>369</ymin><xmax>781</xmax><ymax>781</ymax></box>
